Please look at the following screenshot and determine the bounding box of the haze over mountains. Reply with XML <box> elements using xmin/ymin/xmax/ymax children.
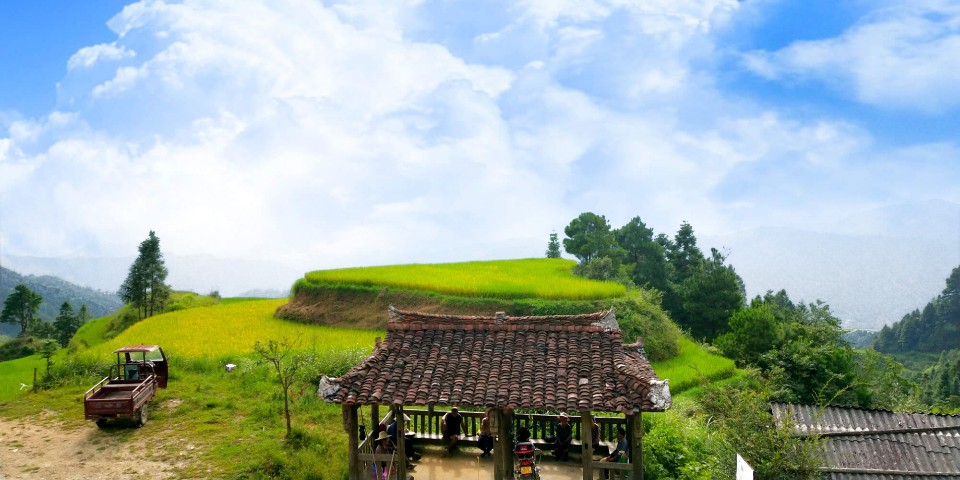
<box><xmin>703</xmin><ymin>200</ymin><xmax>960</xmax><ymax>330</ymax></box>
<box><xmin>2</xmin><ymin>201</ymin><xmax>957</xmax><ymax>331</ymax></box>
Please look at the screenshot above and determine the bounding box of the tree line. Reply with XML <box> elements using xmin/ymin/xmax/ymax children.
<box><xmin>1</xmin><ymin>231</ymin><xmax>171</xmax><ymax>361</ymax></box>
<box><xmin>874</xmin><ymin>265</ymin><xmax>959</xmax><ymax>354</ymax></box>
<box><xmin>551</xmin><ymin>212</ymin><xmax>919</xmax><ymax>412</ymax></box>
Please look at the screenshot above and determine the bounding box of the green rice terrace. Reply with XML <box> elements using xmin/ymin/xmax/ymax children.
<box><xmin>0</xmin><ymin>258</ymin><xmax>738</xmax><ymax>479</ymax></box>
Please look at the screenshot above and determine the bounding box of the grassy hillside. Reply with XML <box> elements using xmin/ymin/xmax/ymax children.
<box><xmin>302</xmin><ymin>258</ymin><xmax>627</xmax><ymax>300</ymax></box>
<box><xmin>0</xmin><ymin>259</ymin><xmax>740</xmax><ymax>478</ymax></box>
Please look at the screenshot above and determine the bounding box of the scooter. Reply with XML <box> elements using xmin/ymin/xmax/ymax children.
<box><xmin>513</xmin><ymin>441</ymin><xmax>541</xmax><ymax>480</ymax></box>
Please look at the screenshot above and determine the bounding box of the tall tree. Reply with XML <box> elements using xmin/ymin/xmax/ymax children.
<box><xmin>677</xmin><ymin>248</ymin><xmax>746</xmax><ymax>340</ymax></box>
<box><xmin>1</xmin><ymin>284</ymin><xmax>43</xmax><ymax>336</ymax></box>
<box><xmin>615</xmin><ymin>216</ymin><xmax>669</xmax><ymax>292</ymax></box>
<box><xmin>119</xmin><ymin>231</ymin><xmax>171</xmax><ymax>319</ymax></box>
<box><xmin>562</xmin><ymin>212</ymin><xmax>621</xmax><ymax>264</ymax></box>
<box><xmin>667</xmin><ymin>221</ymin><xmax>704</xmax><ymax>284</ymax></box>
<box><xmin>53</xmin><ymin>301</ymin><xmax>81</xmax><ymax>347</ymax></box>
<box><xmin>545</xmin><ymin>232</ymin><xmax>562</xmax><ymax>258</ymax></box>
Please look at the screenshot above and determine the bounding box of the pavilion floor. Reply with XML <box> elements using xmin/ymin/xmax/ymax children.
<box><xmin>394</xmin><ymin>445</ymin><xmax>588</xmax><ymax>480</ymax></box>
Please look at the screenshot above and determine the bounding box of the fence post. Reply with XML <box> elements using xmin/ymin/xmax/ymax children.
<box><xmin>344</xmin><ymin>404</ymin><xmax>359</xmax><ymax>480</ymax></box>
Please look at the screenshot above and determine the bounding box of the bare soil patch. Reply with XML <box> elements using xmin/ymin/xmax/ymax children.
<box><xmin>0</xmin><ymin>410</ymin><xmax>189</xmax><ymax>480</ymax></box>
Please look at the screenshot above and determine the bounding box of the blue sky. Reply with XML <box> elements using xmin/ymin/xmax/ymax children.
<box><xmin>1</xmin><ymin>0</ymin><xmax>958</xmax><ymax>272</ymax></box>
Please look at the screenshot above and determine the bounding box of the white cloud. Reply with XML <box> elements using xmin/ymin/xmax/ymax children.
<box><xmin>743</xmin><ymin>1</ymin><xmax>960</xmax><ymax>111</ymax></box>
<box><xmin>0</xmin><ymin>0</ymin><xmax>957</xmax><ymax>284</ymax></box>
<box><xmin>67</xmin><ymin>43</ymin><xmax>135</xmax><ymax>70</ymax></box>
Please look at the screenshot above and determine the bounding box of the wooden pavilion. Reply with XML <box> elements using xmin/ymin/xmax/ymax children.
<box><xmin>319</xmin><ymin>306</ymin><xmax>672</xmax><ymax>480</ymax></box>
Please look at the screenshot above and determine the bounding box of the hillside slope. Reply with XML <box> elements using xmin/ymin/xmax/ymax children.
<box><xmin>0</xmin><ymin>266</ymin><xmax>123</xmax><ymax>336</ymax></box>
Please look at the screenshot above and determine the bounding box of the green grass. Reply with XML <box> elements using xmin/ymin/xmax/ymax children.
<box><xmin>651</xmin><ymin>336</ymin><xmax>737</xmax><ymax>395</ymax></box>
<box><xmin>87</xmin><ymin>299</ymin><xmax>381</xmax><ymax>359</ymax></box>
<box><xmin>302</xmin><ymin>258</ymin><xmax>627</xmax><ymax>300</ymax></box>
<box><xmin>0</xmin><ymin>354</ymin><xmax>46</xmax><ymax>402</ymax></box>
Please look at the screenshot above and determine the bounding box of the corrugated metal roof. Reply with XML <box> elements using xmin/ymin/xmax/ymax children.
<box><xmin>825</xmin><ymin>474</ymin><xmax>960</xmax><ymax>480</ymax></box>
<box><xmin>772</xmin><ymin>403</ymin><xmax>960</xmax><ymax>435</ymax></box>
<box><xmin>771</xmin><ymin>404</ymin><xmax>960</xmax><ymax>479</ymax></box>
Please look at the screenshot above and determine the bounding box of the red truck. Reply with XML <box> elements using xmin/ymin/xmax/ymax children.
<box><xmin>83</xmin><ymin>345</ymin><xmax>168</xmax><ymax>428</ymax></box>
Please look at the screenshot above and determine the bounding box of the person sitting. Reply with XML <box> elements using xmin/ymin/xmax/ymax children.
<box><xmin>552</xmin><ymin>412</ymin><xmax>573</xmax><ymax>461</ymax></box>
<box><xmin>441</xmin><ymin>406</ymin><xmax>465</xmax><ymax>456</ymax></box>
<box><xmin>373</xmin><ymin>430</ymin><xmax>393</xmax><ymax>478</ymax></box>
<box><xmin>599</xmin><ymin>426</ymin><xmax>628</xmax><ymax>478</ymax></box>
<box><xmin>387</xmin><ymin>414</ymin><xmax>421</xmax><ymax>463</ymax></box>
<box><xmin>477</xmin><ymin>409</ymin><xmax>494</xmax><ymax>458</ymax></box>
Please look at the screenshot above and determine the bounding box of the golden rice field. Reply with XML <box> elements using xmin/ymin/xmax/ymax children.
<box><xmin>303</xmin><ymin>258</ymin><xmax>627</xmax><ymax>300</ymax></box>
<box><xmin>88</xmin><ymin>299</ymin><xmax>382</xmax><ymax>359</ymax></box>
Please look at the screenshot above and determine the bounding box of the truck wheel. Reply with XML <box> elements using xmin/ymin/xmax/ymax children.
<box><xmin>136</xmin><ymin>405</ymin><xmax>148</xmax><ymax>427</ymax></box>
<box><xmin>96</xmin><ymin>418</ymin><xmax>108</xmax><ymax>429</ymax></box>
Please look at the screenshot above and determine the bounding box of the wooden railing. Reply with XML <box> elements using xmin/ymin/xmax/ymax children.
<box><xmin>362</xmin><ymin>408</ymin><xmax>638</xmax><ymax>479</ymax></box>
<box><xmin>401</xmin><ymin>409</ymin><xmax>624</xmax><ymax>441</ymax></box>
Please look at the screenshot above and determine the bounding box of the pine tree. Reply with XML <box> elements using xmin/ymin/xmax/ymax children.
<box><xmin>119</xmin><ymin>231</ymin><xmax>171</xmax><ymax>319</ymax></box>
<box><xmin>545</xmin><ymin>232</ymin><xmax>562</xmax><ymax>258</ymax></box>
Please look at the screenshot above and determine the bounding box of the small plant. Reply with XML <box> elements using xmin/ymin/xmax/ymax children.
<box><xmin>255</xmin><ymin>336</ymin><xmax>306</xmax><ymax>438</ymax></box>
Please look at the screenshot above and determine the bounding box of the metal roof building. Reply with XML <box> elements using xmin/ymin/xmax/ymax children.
<box><xmin>771</xmin><ymin>403</ymin><xmax>960</xmax><ymax>480</ymax></box>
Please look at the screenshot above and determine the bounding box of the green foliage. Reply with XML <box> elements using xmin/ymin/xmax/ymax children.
<box><xmin>562</xmin><ymin>212</ymin><xmax>623</xmax><ymax>264</ymax></box>
<box><xmin>875</xmin><ymin>264</ymin><xmax>960</xmax><ymax>354</ymax></box>
<box><xmin>695</xmin><ymin>376</ymin><xmax>823</xmax><ymax>480</ymax></box>
<box><xmin>717</xmin><ymin>290</ymin><xmax>914</xmax><ymax>409</ymax></box>
<box><xmin>545</xmin><ymin>232</ymin><xmax>562</xmax><ymax>258</ymax></box>
<box><xmin>675</xmin><ymin>248</ymin><xmax>745</xmax><ymax>340</ymax></box>
<box><xmin>1</xmin><ymin>283</ymin><xmax>43</xmax><ymax>336</ymax></box>
<box><xmin>615</xmin><ymin>216</ymin><xmax>669</xmax><ymax>292</ymax></box>
<box><xmin>0</xmin><ymin>336</ymin><xmax>51</xmax><ymax>362</ymax></box>
<box><xmin>119</xmin><ymin>230</ymin><xmax>172</xmax><ymax>319</ymax></box>
<box><xmin>642</xmin><ymin>409</ymin><xmax>713</xmax><ymax>480</ymax></box>
<box><xmin>53</xmin><ymin>302</ymin><xmax>82</xmax><ymax>347</ymax></box>
<box><xmin>559</xmin><ymin>215</ymin><xmax>746</xmax><ymax>342</ymax></box>
<box><xmin>302</xmin><ymin>258</ymin><xmax>627</xmax><ymax>300</ymax></box>
<box><xmin>917</xmin><ymin>349</ymin><xmax>960</xmax><ymax>412</ymax></box>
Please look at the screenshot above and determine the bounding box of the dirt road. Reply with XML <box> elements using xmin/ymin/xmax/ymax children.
<box><xmin>0</xmin><ymin>410</ymin><xmax>189</xmax><ymax>480</ymax></box>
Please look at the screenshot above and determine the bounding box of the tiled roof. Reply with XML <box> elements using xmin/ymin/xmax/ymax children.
<box><xmin>771</xmin><ymin>403</ymin><xmax>960</xmax><ymax>478</ymax></box>
<box><xmin>319</xmin><ymin>307</ymin><xmax>671</xmax><ymax>413</ymax></box>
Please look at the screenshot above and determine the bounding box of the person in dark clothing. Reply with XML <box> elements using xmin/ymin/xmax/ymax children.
<box><xmin>441</xmin><ymin>407</ymin><xmax>465</xmax><ymax>455</ymax></box>
<box><xmin>387</xmin><ymin>414</ymin><xmax>421</xmax><ymax>463</ymax></box>
<box><xmin>599</xmin><ymin>426</ymin><xmax>628</xmax><ymax>479</ymax></box>
<box><xmin>552</xmin><ymin>412</ymin><xmax>573</xmax><ymax>460</ymax></box>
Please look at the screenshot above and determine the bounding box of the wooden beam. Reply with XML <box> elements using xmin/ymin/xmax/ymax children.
<box><xmin>344</xmin><ymin>404</ymin><xmax>359</xmax><ymax>480</ymax></box>
<box><xmin>371</xmin><ymin>403</ymin><xmax>380</xmax><ymax>435</ymax></box>
<box><xmin>629</xmin><ymin>412</ymin><xmax>643</xmax><ymax>480</ymax></box>
<box><xmin>581</xmin><ymin>411</ymin><xmax>593</xmax><ymax>480</ymax></box>
<box><xmin>495</xmin><ymin>408</ymin><xmax>513</xmax><ymax>480</ymax></box>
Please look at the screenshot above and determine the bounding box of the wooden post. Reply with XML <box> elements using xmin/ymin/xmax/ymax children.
<box><xmin>581</xmin><ymin>411</ymin><xmax>593</xmax><ymax>480</ymax></box>
<box><xmin>494</xmin><ymin>407</ymin><xmax>513</xmax><ymax>480</ymax></box>
<box><xmin>371</xmin><ymin>404</ymin><xmax>380</xmax><ymax>435</ymax></box>
<box><xmin>344</xmin><ymin>404</ymin><xmax>360</xmax><ymax>480</ymax></box>
<box><xmin>629</xmin><ymin>412</ymin><xmax>643</xmax><ymax>480</ymax></box>
<box><xmin>396</xmin><ymin>405</ymin><xmax>407</xmax><ymax>480</ymax></box>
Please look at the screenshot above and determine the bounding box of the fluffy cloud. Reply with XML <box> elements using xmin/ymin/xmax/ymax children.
<box><xmin>743</xmin><ymin>1</ymin><xmax>960</xmax><ymax>111</ymax></box>
<box><xmin>1</xmin><ymin>0</ymin><xmax>957</xmax><ymax>277</ymax></box>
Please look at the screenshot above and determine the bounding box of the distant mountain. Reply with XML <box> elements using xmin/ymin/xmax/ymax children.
<box><xmin>0</xmin><ymin>255</ymin><xmax>297</xmax><ymax>300</ymax></box>
<box><xmin>0</xmin><ymin>266</ymin><xmax>123</xmax><ymax>336</ymax></box>
<box><xmin>703</xmin><ymin>200</ymin><xmax>960</xmax><ymax>330</ymax></box>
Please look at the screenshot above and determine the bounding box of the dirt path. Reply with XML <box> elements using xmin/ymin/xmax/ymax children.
<box><xmin>0</xmin><ymin>411</ymin><xmax>189</xmax><ymax>480</ymax></box>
